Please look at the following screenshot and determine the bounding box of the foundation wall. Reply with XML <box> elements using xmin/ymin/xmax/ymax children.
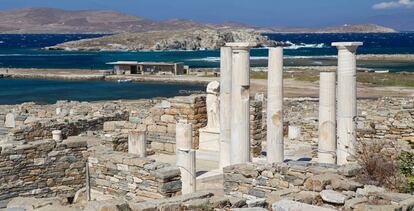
<box><xmin>88</xmin><ymin>147</ymin><xmax>182</xmax><ymax>202</ymax></box>
<box><xmin>0</xmin><ymin>138</ymin><xmax>88</xmax><ymax>204</ymax></box>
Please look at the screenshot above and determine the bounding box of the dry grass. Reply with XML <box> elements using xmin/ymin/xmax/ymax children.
<box><xmin>356</xmin><ymin>139</ymin><xmax>409</xmax><ymax>192</ymax></box>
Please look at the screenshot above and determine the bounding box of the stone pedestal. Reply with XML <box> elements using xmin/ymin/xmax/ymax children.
<box><xmin>128</xmin><ymin>131</ymin><xmax>147</xmax><ymax>158</ymax></box>
<box><xmin>226</xmin><ymin>42</ymin><xmax>256</xmax><ymax>165</ymax></box>
<box><xmin>332</xmin><ymin>42</ymin><xmax>363</xmax><ymax>165</ymax></box>
<box><xmin>52</xmin><ymin>130</ymin><xmax>63</xmax><ymax>142</ymax></box>
<box><xmin>197</xmin><ymin>128</ymin><xmax>220</xmax><ymax>161</ymax></box>
<box><xmin>4</xmin><ymin>113</ymin><xmax>15</xmax><ymax>128</ymax></box>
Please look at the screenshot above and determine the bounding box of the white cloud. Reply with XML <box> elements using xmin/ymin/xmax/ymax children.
<box><xmin>373</xmin><ymin>0</ymin><xmax>414</xmax><ymax>9</ymax></box>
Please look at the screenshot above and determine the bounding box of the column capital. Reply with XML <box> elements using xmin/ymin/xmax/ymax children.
<box><xmin>332</xmin><ymin>42</ymin><xmax>363</xmax><ymax>51</ymax></box>
<box><xmin>225</xmin><ymin>42</ymin><xmax>257</xmax><ymax>50</ymax></box>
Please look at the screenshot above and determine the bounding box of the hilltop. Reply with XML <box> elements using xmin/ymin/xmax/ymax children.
<box><xmin>0</xmin><ymin>8</ymin><xmax>397</xmax><ymax>34</ymax></box>
<box><xmin>46</xmin><ymin>29</ymin><xmax>287</xmax><ymax>51</ymax></box>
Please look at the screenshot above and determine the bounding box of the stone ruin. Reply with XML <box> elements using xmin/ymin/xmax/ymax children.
<box><xmin>0</xmin><ymin>42</ymin><xmax>413</xmax><ymax>211</ymax></box>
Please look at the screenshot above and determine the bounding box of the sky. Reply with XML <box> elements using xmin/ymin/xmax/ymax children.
<box><xmin>0</xmin><ymin>0</ymin><xmax>413</xmax><ymax>27</ymax></box>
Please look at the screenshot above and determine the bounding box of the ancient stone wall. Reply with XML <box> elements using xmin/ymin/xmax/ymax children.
<box><xmin>0</xmin><ymin>138</ymin><xmax>87</xmax><ymax>204</ymax></box>
<box><xmin>88</xmin><ymin>146</ymin><xmax>182</xmax><ymax>202</ymax></box>
<box><xmin>102</xmin><ymin>95</ymin><xmax>265</xmax><ymax>156</ymax></box>
<box><xmin>250</xmin><ymin>101</ymin><xmax>264</xmax><ymax>157</ymax></box>
<box><xmin>224</xmin><ymin>161</ymin><xmax>413</xmax><ymax>210</ymax></box>
<box><xmin>270</xmin><ymin>97</ymin><xmax>414</xmax><ymax>148</ymax></box>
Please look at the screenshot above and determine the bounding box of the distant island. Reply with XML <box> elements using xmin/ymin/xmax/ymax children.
<box><xmin>0</xmin><ymin>8</ymin><xmax>396</xmax><ymax>34</ymax></box>
<box><xmin>45</xmin><ymin>29</ymin><xmax>289</xmax><ymax>51</ymax></box>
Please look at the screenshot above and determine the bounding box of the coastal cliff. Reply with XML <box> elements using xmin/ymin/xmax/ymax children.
<box><xmin>46</xmin><ymin>29</ymin><xmax>287</xmax><ymax>51</ymax></box>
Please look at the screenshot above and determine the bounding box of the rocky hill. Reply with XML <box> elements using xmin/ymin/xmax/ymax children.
<box><xmin>267</xmin><ymin>24</ymin><xmax>396</xmax><ymax>33</ymax></box>
<box><xmin>0</xmin><ymin>8</ymin><xmax>210</xmax><ymax>33</ymax></box>
<box><xmin>47</xmin><ymin>29</ymin><xmax>287</xmax><ymax>51</ymax></box>
<box><xmin>0</xmin><ymin>8</ymin><xmax>397</xmax><ymax>34</ymax></box>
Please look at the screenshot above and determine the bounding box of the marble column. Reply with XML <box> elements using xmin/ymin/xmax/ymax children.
<box><xmin>317</xmin><ymin>72</ymin><xmax>336</xmax><ymax>164</ymax></box>
<box><xmin>267</xmin><ymin>47</ymin><xmax>284</xmax><ymax>163</ymax></box>
<box><xmin>128</xmin><ymin>131</ymin><xmax>147</xmax><ymax>157</ymax></box>
<box><xmin>332</xmin><ymin>42</ymin><xmax>363</xmax><ymax>165</ymax></box>
<box><xmin>219</xmin><ymin>46</ymin><xmax>232</xmax><ymax>168</ymax></box>
<box><xmin>226</xmin><ymin>42</ymin><xmax>257</xmax><ymax>165</ymax></box>
<box><xmin>52</xmin><ymin>130</ymin><xmax>63</xmax><ymax>142</ymax></box>
<box><xmin>176</xmin><ymin>120</ymin><xmax>196</xmax><ymax>194</ymax></box>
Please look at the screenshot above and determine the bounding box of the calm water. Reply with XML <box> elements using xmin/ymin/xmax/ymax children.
<box><xmin>0</xmin><ymin>78</ymin><xmax>205</xmax><ymax>105</ymax></box>
<box><xmin>0</xmin><ymin>33</ymin><xmax>413</xmax><ymax>72</ymax></box>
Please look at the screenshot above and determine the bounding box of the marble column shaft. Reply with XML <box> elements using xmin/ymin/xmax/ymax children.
<box><xmin>219</xmin><ymin>46</ymin><xmax>232</xmax><ymax>168</ymax></box>
<box><xmin>267</xmin><ymin>47</ymin><xmax>284</xmax><ymax>163</ymax></box>
<box><xmin>226</xmin><ymin>42</ymin><xmax>256</xmax><ymax>165</ymax></box>
<box><xmin>176</xmin><ymin>120</ymin><xmax>196</xmax><ymax>194</ymax></box>
<box><xmin>332</xmin><ymin>42</ymin><xmax>363</xmax><ymax>165</ymax></box>
<box><xmin>318</xmin><ymin>72</ymin><xmax>336</xmax><ymax>164</ymax></box>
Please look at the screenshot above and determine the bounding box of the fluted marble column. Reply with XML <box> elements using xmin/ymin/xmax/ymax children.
<box><xmin>267</xmin><ymin>47</ymin><xmax>284</xmax><ymax>163</ymax></box>
<box><xmin>317</xmin><ymin>72</ymin><xmax>336</xmax><ymax>164</ymax></box>
<box><xmin>226</xmin><ymin>42</ymin><xmax>257</xmax><ymax>165</ymax></box>
<box><xmin>332</xmin><ymin>42</ymin><xmax>363</xmax><ymax>165</ymax></box>
<box><xmin>219</xmin><ymin>46</ymin><xmax>232</xmax><ymax>168</ymax></box>
<box><xmin>176</xmin><ymin>120</ymin><xmax>196</xmax><ymax>194</ymax></box>
<box><xmin>128</xmin><ymin>131</ymin><xmax>147</xmax><ymax>157</ymax></box>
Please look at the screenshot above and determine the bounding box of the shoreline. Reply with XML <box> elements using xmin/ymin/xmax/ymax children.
<box><xmin>1</xmin><ymin>67</ymin><xmax>414</xmax><ymax>99</ymax></box>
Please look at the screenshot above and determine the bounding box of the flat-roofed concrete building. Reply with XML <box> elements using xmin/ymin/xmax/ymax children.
<box><xmin>107</xmin><ymin>61</ymin><xmax>187</xmax><ymax>75</ymax></box>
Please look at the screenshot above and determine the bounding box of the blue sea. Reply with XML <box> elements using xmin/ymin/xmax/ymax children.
<box><xmin>0</xmin><ymin>33</ymin><xmax>413</xmax><ymax>104</ymax></box>
<box><xmin>0</xmin><ymin>33</ymin><xmax>413</xmax><ymax>72</ymax></box>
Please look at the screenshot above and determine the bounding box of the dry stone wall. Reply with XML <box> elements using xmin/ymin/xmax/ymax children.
<box><xmin>88</xmin><ymin>146</ymin><xmax>182</xmax><ymax>202</ymax></box>
<box><xmin>269</xmin><ymin>97</ymin><xmax>414</xmax><ymax>148</ymax></box>
<box><xmin>0</xmin><ymin>138</ymin><xmax>88</xmax><ymax>204</ymax></box>
<box><xmin>224</xmin><ymin>161</ymin><xmax>414</xmax><ymax>210</ymax></box>
<box><xmin>102</xmin><ymin>95</ymin><xmax>265</xmax><ymax>156</ymax></box>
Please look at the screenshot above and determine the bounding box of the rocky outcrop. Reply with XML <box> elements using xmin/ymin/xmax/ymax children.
<box><xmin>46</xmin><ymin>29</ymin><xmax>288</xmax><ymax>51</ymax></box>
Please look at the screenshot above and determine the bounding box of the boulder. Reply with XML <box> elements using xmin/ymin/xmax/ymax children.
<box><xmin>320</xmin><ymin>190</ymin><xmax>348</xmax><ymax>204</ymax></box>
<box><xmin>294</xmin><ymin>191</ymin><xmax>320</xmax><ymax>204</ymax></box>
<box><xmin>272</xmin><ymin>199</ymin><xmax>337</xmax><ymax>211</ymax></box>
<box><xmin>344</xmin><ymin>197</ymin><xmax>368</xmax><ymax>211</ymax></box>
<box><xmin>338</xmin><ymin>163</ymin><xmax>362</xmax><ymax>177</ymax></box>
<box><xmin>331</xmin><ymin>177</ymin><xmax>363</xmax><ymax>191</ymax></box>
<box><xmin>353</xmin><ymin>204</ymin><xmax>402</xmax><ymax>211</ymax></box>
<box><xmin>356</xmin><ymin>185</ymin><xmax>385</xmax><ymax>197</ymax></box>
<box><xmin>304</xmin><ymin>174</ymin><xmax>337</xmax><ymax>191</ymax></box>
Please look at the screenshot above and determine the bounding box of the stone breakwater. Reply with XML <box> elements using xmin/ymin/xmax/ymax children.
<box><xmin>224</xmin><ymin>161</ymin><xmax>414</xmax><ymax>210</ymax></box>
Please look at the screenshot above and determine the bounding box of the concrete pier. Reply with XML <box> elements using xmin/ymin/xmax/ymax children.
<box><xmin>219</xmin><ymin>46</ymin><xmax>232</xmax><ymax>168</ymax></box>
<box><xmin>267</xmin><ymin>47</ymin><xmax>284</xmax><ymax>163</ymax></box>
<box><xmin>176</xmin><ymin>120</ymin><xmax>196</xmax><ymax>194</ymax></box>
<box><xmin>52</xmin><ymin>130</ymin><xmax>63</xmax><ymax>142</ymax></box>
<box><xmin>317</xmin><ymin>72</ymin><xmax>337</xmax><ymax>164</ymax></box>
<box><xmin>128</xmin><ymin>131</ymin><xmax>147</xmax><ymax>157</ymax></box>
<box><xmin>332</xmin><ymin>42</ymin><xmax>363</xmax><ymax>165</ymax></box>
<box><xmin>226</xmin><ymin>42</ymin><xmax>257</xmax><ymax>165</ymax></box>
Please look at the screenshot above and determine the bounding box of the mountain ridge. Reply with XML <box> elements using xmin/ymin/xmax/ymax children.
<box><xmin>0</xmin><ymin>7</ymin><xmax>397</xmax><ymax>34</ymax></box>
